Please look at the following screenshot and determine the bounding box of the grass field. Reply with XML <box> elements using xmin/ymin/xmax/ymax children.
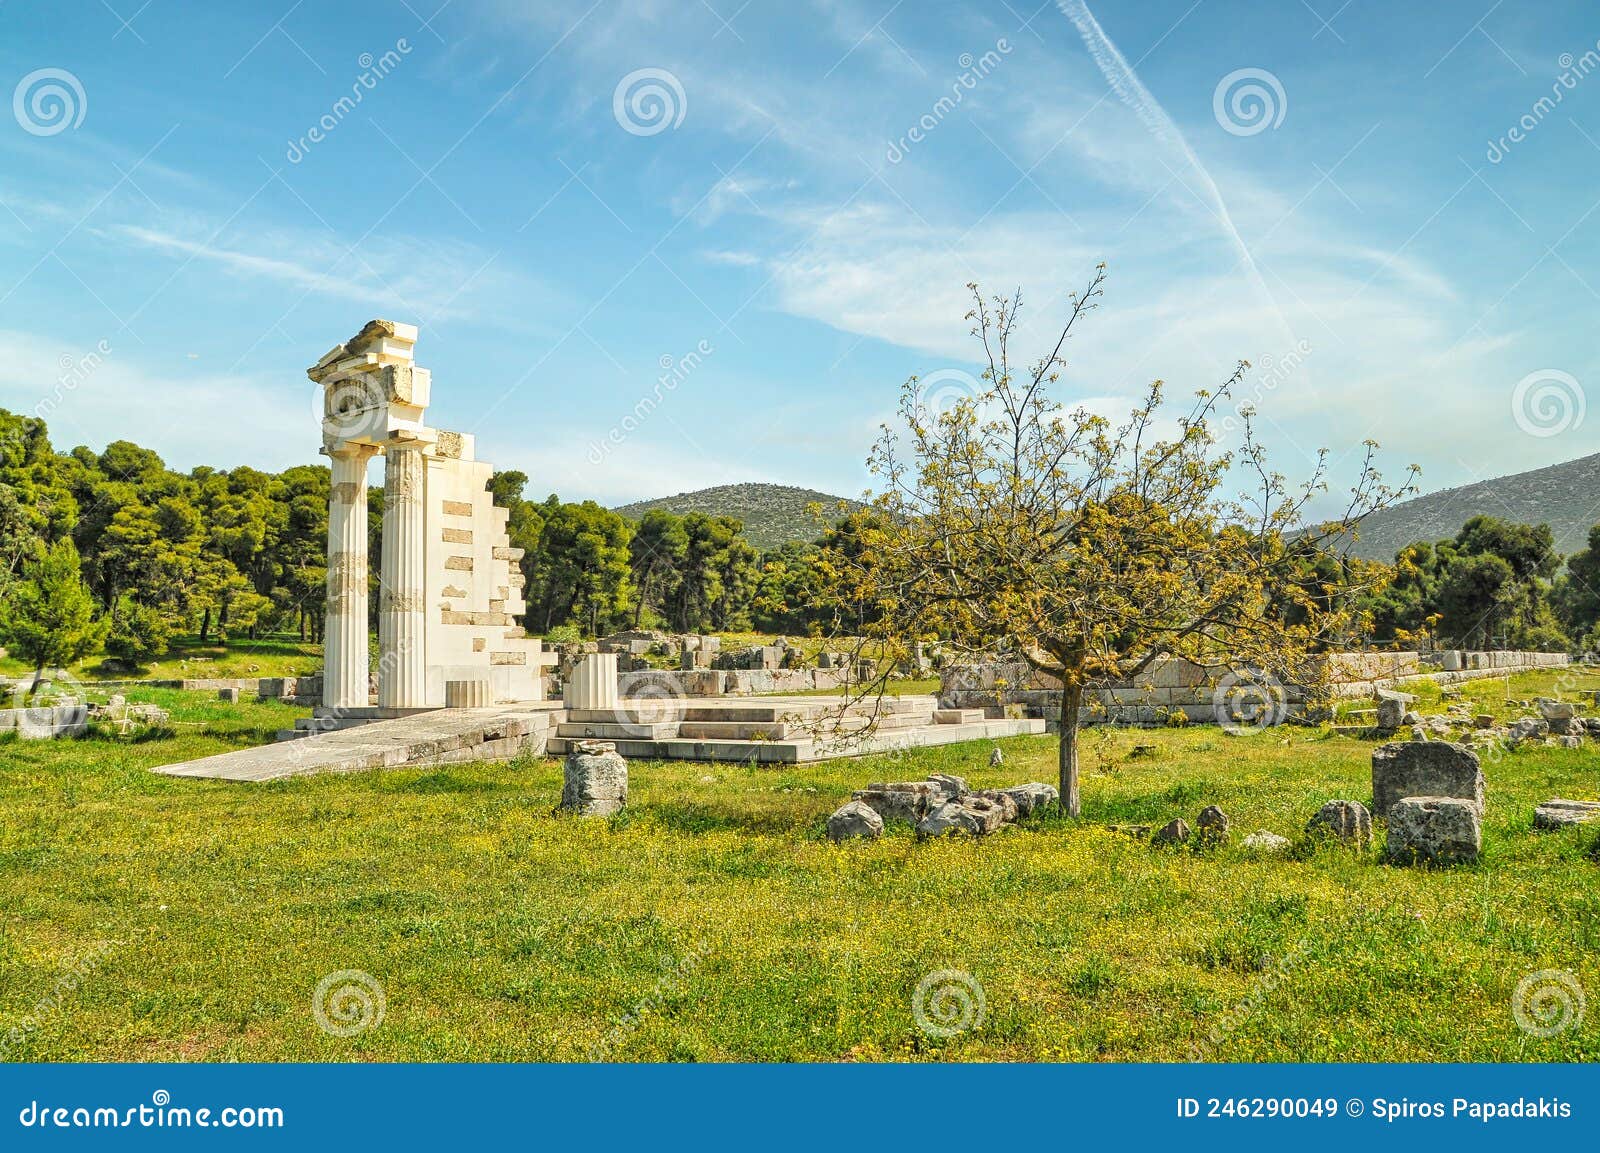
<box><xmin>1</xmin><ymin>673</ymin><xmax>1597</xmax><ymax>1062</ymax></box>
<box><xmin>0</xmin><ymin>636</ymin><xmax>324</xmax><ymax>685</ymax></box>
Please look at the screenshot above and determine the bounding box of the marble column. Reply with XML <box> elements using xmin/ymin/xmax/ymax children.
<box><xmin>324</xmin><ymin>443</ymin><xmax>379</xmax><ymax>710</ymax></box>
<box><xmin>378</xmin><ymin>441</ymin><xmax>428</xmax><ymax>708</ymax></box>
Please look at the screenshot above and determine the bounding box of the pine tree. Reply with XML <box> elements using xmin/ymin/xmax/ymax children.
<box><xmin>1</xmin><ymin>537</ymin><xmax>104</xmax><ymax>690</ymax></box>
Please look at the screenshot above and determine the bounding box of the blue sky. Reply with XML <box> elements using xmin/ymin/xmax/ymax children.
<box><xmin>3</xmin><ymin>0</ymin><xmax>1599</xmax><ymax>513</ymax></box>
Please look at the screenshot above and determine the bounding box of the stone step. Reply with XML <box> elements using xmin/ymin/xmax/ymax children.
<box><xmin>294</xmin><ymin>714</ymin><xmax>379</xmax><ymax>734</ymax></box>
<box><xmin>675</xmin><ymin>720</ymin><xmax>794</xmax><ymax>740</ymax></box>
<box><xmin>933</xmin><ymin>708</ymin><xmax>987</xmax><ymax>724</ymax></box>
<box><xmin>554</xmin><ymin>721</ymin><xmax>680</xmax><ymax>740</ymax></box>
<box><xmin>159</xmin><ymin>704</ymin><xmax>562</xmax><ymax>781</ymax></box>
<box><xmin>545</xmin><ymin>717</ymin><xmax>1046</xmax><ymax>764</ymax></box>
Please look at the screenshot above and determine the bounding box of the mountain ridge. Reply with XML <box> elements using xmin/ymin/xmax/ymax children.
<box><xmin>613</xmin><ymin>482</ymin><xmax>860</xmax><ymax>550</ymax></box>
<box><xmin>1345</xmin><ymin>450</ymin><xmax>1600</xmax><ymax>561</ymax></box>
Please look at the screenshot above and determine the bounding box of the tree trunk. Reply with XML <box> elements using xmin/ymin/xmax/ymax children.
<box><xmin>200</xmin><ymin>606</ymin><xmax>212</xmax><ymax>643</ymax></box>
<box><xmin>30</xmin><ymin>663</ymin><xmax>45</xmax><ymax>695</ymax></box>
<box><xmin>1058</xmin><ymin>682</ymin><xmax>1083</xmax><ymax>817</ymax></box>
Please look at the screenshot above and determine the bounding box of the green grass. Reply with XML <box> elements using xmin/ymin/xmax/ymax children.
<box><xmin>1</xmin><ymin>676</ymin><xmax>1598</xmax><ymax>1062</ymax></box>
<box><xmin>0</xmin><ymin>635</ymin><xmax>324</xmax><ymax>684</ymax></box>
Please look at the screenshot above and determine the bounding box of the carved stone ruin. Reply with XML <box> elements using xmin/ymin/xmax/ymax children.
<box><xmin>309</xmin><ymin>320</ymin><xmax>557</xmax><ymax>710</ymax></box>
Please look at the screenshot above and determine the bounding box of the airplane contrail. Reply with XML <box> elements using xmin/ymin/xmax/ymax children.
<box><xmin>1054</xmin><ymin>0</ymin><xmax>1300</xmax><ymax>352</ymax></box>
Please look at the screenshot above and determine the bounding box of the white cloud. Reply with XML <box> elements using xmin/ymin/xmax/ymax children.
<box><xmin>0</xmin><ymin>329</ymin><xmax>315</xmax><ymax>471</ymax></box>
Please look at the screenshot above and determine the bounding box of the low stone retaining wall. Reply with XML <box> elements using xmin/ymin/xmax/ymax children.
<box><xmin>0</xmin><ymin>703</ymin><xmax>89</xmax><ymax>739</ymax></box>
<box><xmin>617</xmin><ymin>667</ymin><xmax>851</xmax><ymax>698</ymax></box>
<box><xmin>939</xmin><ymin>651</ymin><xmax>1572</xmax><ymax>728</ymax></box>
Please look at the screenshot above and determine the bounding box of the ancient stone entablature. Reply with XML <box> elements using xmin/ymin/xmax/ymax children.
<box><xmin>309</xmin><ymin>321</ymin><xmax>556</xmax><ymax>710</ymax></box>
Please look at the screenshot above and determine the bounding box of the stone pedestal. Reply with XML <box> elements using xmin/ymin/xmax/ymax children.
<box><xmin>324</xmin><ymin>444</ymin><xmax>378</xmax><ymax>710</ymax></box>
<box><xmin>378</xmin><ymin>440</ymin><xmax>427</xmax><ymax>708</ymax></box>
<box><xmin>562</xmin><ymin>740</ymin><xmax>627</xmax><ymax>815</ymax></box>
<box><xmin>567</xmin><ymin>653</ymin><xmax>619</xmax><ymax>710</ymax></box>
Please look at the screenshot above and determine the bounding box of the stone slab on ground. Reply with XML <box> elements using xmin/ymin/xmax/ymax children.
<box><xmin>545</xmin><ymin>717</ymin><xmax>1045</xmax><ymax>763</ymax></box>
<box><xmin>153</xmin><ymin>705</ymin><xmax>561</xmax><ymax>781</ymax></box>
<box><xmin>1533</xmin><ymin>798</ymin><xmax>1600</xmax><ymax>830</ymax></box>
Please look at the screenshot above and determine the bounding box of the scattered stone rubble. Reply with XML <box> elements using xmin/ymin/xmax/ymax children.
<box><xmin>828</xmin><ymin>772</ymin><xmax>1059</xmax><ymax>841</ymax></box>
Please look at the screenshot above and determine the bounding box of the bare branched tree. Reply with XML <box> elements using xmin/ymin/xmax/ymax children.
<box><xmin>825</xmin><ymin>266</ymin><xmax>1416</xmax><ymax>815</ymax></box>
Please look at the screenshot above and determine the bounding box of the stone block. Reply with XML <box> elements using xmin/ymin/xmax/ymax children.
<box><xmin>1195</xmin><ymin>804</ymin><xmax>1230</xmax><ymax>846</ymax></box>
<box><xmin>1533</xmin><ymin>799</ymin><xmax>1600</xmax><ymax>830</ymax></box>
<box><xmin>1306</xmin><ymin>799</ymin><xmax>1372</xmax><ymax>848</ymax></box>
<box><xmin>1374</xmin><ymin>687</ymin><xmax>1413</xmax><ymax>731</ymax></box>
<box><xmin>1371</xmin><ymin>741</ymin><xmax>1484</xmax><ymax>819</ymax></box>
<box><xmin>561</xmin><ymin>741</ymin><xmax>627</xmax><ymax>816</ymax></box>
<box><xmin>1536</xmin><ymin>698</ymin><xmax>1576</xmax><ymax>734</ymax></box>
<box><xmin>1152</xmin><ymin>818</ymin><xmax>1190</xmax><ymax>846</ymax></box>
<box><xmin>217</xmin><ymin>687</ymin><xmax>242</xmax><ymax>703</ymax></box>
<box><xmin>1241</xmin><ymin>830</ymin><xmax>1292</xmax><ymax>856</ymax></box>
<box><xmin>916</xmin><ymin>795</ymin><xmax>1009</xmax><ymax>837</ymax></box>
<box><xmin>995</xmin><ymin>782</ymin><xmax>1058</xmax><ymax>816</ymax></box>
<box><xmin>1385</xmin><ymin>796</ymin><xmax>1481</xmax><ymax>865</ymax></box>
<box><xmin>827</xmin><ymin>800</ymin><xmax>884</xmax><ymax>842</ymax></box>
